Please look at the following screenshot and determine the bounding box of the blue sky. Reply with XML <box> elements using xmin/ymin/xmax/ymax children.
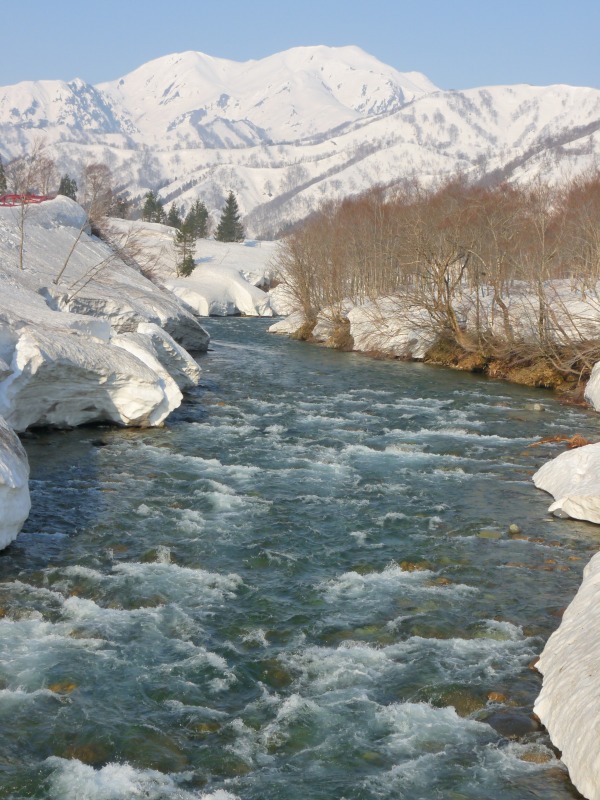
<box><xmin>3</xmin><ymin>0</ymin><xmax>599</xmax><ymax>89</ymax></box>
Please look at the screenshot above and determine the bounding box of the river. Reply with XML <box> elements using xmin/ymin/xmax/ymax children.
<box><xmin>1</xmin><ymin>317</ymin><xmax>599</xmax><ymax>799</ymax></box>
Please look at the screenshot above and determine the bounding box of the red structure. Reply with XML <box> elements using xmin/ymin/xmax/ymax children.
<box><xmin>0</xmin><ymin>194</ymin><xmax>55</xmax><ymax>206</ymax></box>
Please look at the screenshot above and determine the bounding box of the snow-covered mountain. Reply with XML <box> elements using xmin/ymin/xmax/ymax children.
<box><xmin>98</xmin><ymin>46</ymin><xmax>437</xmax><ymax>146</ymax></box>
<box><xmin>1</xmin><ymin>45</ymin><xmax>599</xmax><ymax>237</ymax></box>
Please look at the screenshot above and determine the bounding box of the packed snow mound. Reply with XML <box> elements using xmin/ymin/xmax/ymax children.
<box><xmin>166</xmin><ymin>265</ymin><xmax>273</xmax><ymax>317</ymax></box>
<box><xmin>269</xmin><ymin>311</ymin><xmax>307</xmax><ymax>336</ymax></box>
<box><xmin>533</xmin><ymin>443</ymin><xmax>600</xmax><ymax>523</ymax></box>
<box><xmin>535</xmin><ymin>551</ymin><xmax>600</xmax><ymax>800</ymax></box>
<box><xmin>348</xmin><ymin>299</ymin><xmax>436</xmax><ymax>359</ymax></box>
<box><xmin>134</xmin><ymin>323</ymin><xmax>201</xmax><ymax>390</ymax></box>
<box><xmin>584</xmin><ymin>362</ymin><xmax>600</xmax><ymax>412</ymax></box>
<box><xmin>269</xmin><ymin>297</ymin><xmax>435</xmax><ymax>359</ymax></box>
<box><xmin>0</xmin><ymin>415</ymin><xmax>30</xmax><ymax>549</ymax></box>
<box><xmin>1</xmin><ymin>326</ymin><xmax>178</xmax><ymax>431</ymax></box>
<box><xmin>268</xmin><ymin>284</ymin><xmax>297</xmax><ymax>316</ymax></box>
<box><xmin>0</xmin><ymin>197</ymin><xmax>206</xmax><ymax>431</ymax></box>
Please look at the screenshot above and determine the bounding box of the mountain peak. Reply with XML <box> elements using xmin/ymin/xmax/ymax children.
<box><xmin>95</xmin><ymin>45</ymin><xmax>438</xmax><ymax>144</ymax></box>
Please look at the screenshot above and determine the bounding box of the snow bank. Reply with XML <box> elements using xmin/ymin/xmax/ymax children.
<box><xmin>268</xmin><ymin>283</ymin><xmax>297</xmax><ymax>316</ymax></box>
<box><xmin>107</xmin><ymin>219</ymin><xmax>275</xmax><ymax>317</ymax></box>
<box><xmin>533</xmin><ymin>443</ymin><xmax>600</xmax><ymax>799</ymax></box>
<box><xmin>584</xmin><ymin>362</ymin><xmax>600</xmax><ymax>412</ymax></box>
<box><xmin>532</xmin><ymin>443</ymin><xmax>600</xmax><ymax>524</ymax></box>
<box><xmin>166</xmin><ymin>265</ymin><xmax>273</xmax><ymax>317</ymax></box>
<box><xmin>0</xmin><ymin>199</ymin><xmax>209</xmax><ymax>351</ymax></box>
<box><xmin>0</xmin><ymin>197</ymin><xmax>207</xmax><ymax>433</ymax></box>
<box><xmin>269</xmin><ymin>311</ymin><xmax>307</xmax><ymax>336</ymax></box>
<box><xmin>535</xmin><ymin>551</ymin><xmax>600</xmax><ymax>800</ymax></box>
<box><xmin>135</xmin><ymin>323</ymin><xmax>201</xmax><ymax>390</ymax></box>
<box><xmin>348</xmin><ymin>299</ymin><xmax>435</xmax><ymax>359</ymax></box>
<box><xmin>0</xmin><ymin>415</ymin><xmax>30</xmax><ymax>549</ymax></box>
<box><xmin>269</xmin><ymin>297</ymin><xmax>435</xmax><ymax>359</ymax></box>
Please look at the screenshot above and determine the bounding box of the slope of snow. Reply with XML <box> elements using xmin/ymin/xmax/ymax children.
<box><xmin>107</xmin><ymin>219</ymin><xmax>275</xmax><ymax>316</ymax></box>
<box><xmin>0</xmin><ymin>196</ymin><xmax>209</xmax><ymax>432</ymax></box>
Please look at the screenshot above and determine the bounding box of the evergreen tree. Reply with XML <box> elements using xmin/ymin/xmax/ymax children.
<box><xmin>167</xmin><ymin>203</ymin><xmax>183</xmax><ymax>229</ymax></box>
<box><xmin>142</xmin><ymin>191</ymin><xmax>165</xmax><ymax>223</ymax></box>
<box><xmin>0</xmin><ymin>157</ymin><xmax>6</xmax><ymax>194</ymax></box>
<box><xmin>174</xmin><ymin>220</ymin><xmax>196</xmax><ymax>276</ymax></box>
<box><xmin>111</xmin><ymin>194</ymin><xmax>131</xmax><ymax>219</ymax></box>
<box><xmin>215</xmin><ymin>190</ymin><xmax>245</xmax><ymax>243</ymax></box>
<box><xmin>57</xmin><ymin>174</ymin><xmax>77</xmax><ymax>200</ymax></box>
<box><xmin>185</xmin><ymin>199</ymin><xmax>209</xmax><ymax>238</ymax></box>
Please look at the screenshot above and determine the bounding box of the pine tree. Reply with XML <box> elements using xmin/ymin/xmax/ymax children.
<box><xmin>142</xmin><ymin>191</ymin><xmax>165</xmax><ymax>223</ymax></box>
<box><xmin>215</xmin><ymin>190</ymin><xmax>245</xmax><ymax>243</ymax></box>
<box><xmin>185</xmin><ymin>199</ymin><xmax>209</xmax><ymax>238</ymax></box>
<box><xmin>111</xmin><ymin>194</ymin><xmax>131</xmax><ymax>219</ymax></box>
<box><xmin>167</xmin><ymin>203</ymin><xmax>183</xmax><ymax>229</ymax></box>
<box><xmin>0</xmin><ymin>157</ymin><xmax>6</xmax><ymax>194</ymax></box>
<box><xmin>174</xmin><ymin>220</ymin><xmax>196</xmax><ymax>276</ymax></box>
<box><xmin>58</xmin><ymin>174</ymin><xmax>77</xmax><ymax>200</ymax></box>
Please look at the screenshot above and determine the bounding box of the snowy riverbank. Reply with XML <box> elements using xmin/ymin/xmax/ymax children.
<box><xmin>270</xmin><ymin>287</ymin><xmax>600</xmax><ymax>800</ymax></box>
<box><xmin>0</xmin><ymin>196</ymin><xmax>281</xmax><ymax>547</ymax></box>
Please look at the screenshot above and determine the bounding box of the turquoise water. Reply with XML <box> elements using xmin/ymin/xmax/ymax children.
<box><xmin>2</xmin><ymin>317</ymin><xmax>600</xmax><ymax>799</ymax></box>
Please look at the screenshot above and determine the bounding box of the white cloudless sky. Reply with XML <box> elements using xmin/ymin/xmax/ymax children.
<box><xmin>3</xmin><ymin>0</ymin><xmax>599</xmax><ymax>89</ymax></box>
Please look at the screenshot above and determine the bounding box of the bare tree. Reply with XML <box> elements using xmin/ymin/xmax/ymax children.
<box><xmin>80</xmin><ymin>162</ymin><xmax>114</xmax><ymax>229</ymax></box>
<box><xmin>5</xmin><ymin>138</ymin><xmax>53</xmax><ymax>270</ymax></box>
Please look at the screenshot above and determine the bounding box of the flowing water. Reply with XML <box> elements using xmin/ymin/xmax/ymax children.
<box><xmin>2</xmin><ymin>317</ymin><xmax>600</xmax><ymax>800</ymax></box>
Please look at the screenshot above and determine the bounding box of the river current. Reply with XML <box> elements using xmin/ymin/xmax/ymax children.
<box><xmin>2</xmin><ymin>317</ymin><xmax>600</xmax><ymax>799</ymax></box>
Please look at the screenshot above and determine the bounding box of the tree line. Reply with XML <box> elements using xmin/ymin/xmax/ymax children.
<box><xmin>275</xmin><ymin>173</ymin><xmax>600</xmax><ymax>386</ymax></box>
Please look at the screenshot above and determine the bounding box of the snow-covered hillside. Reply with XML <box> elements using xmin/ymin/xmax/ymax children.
<box><xmin>1</xmin><ymin>46</ymin><xmax>599</xmax><ymax>236</ymax></box>
<box><xmin>98</xmin><ymin>46</ymin><xmax>437</xmax><ymax>146</ymax></box>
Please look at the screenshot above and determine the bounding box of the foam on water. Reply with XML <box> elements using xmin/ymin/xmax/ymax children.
<box><xmin>45</xmin><ymin>758</ymin><xmax>239</xmax><ymax>800</ymax></box>
<box><xmin>321</xmin><ymin>564</ymin><xmax>475</xmax><ymax>604</ymax></box>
